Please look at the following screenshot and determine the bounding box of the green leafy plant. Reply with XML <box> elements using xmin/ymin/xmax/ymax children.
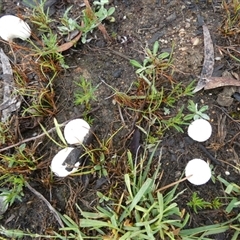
<box><xmin>28</xmin><ymin>32</ymin><xmax>67</xmax><ymax>70</ymax></box>
<box><xmin>74</xmin><ymin>76</ymin><xmax>97</xmax><ymax>109</ymax></box>
<box><xmin>184</xmin><ymin>100</ymin><xmax>210</xmax><ymax>121</ymax></box>
<box><xmin>211</xmin><ymin>197</ymin><xmax>222</xmax><ymax>209</ymax></box>
<box><xmin>93</xmin><ymin>152</ymin><xmax>108</xmax><ymax>178</ymax></box>
<box><xmin>130</xmin><ymin>41</ymin><xmax>173</xmax><ymax>94</ymax></box>
<box><xmin>28</xmin><ymin>0</ymin><xmax>68</xmax><ymax>70</ymax></box>
<box><xmin>58</xmin><ymin>0</ymin><xmax>115</xmax><ymax>43</ymax></box>
<box><xmin>187</xmin><ymin>192</ymin><xmax>211</xmax><ymax>213</ymax></box>
<box><xmin>161</xmin><ymin>106</ymin><xmax>187</xmax><ymax>133</ymax></box>
<box><xmin>81</xmin><ymin>0</ymin><xmax>115</xmax><ymax>43</ymax></box>
<box><xmin>30</xmin><ymin>0</ymin><xmax>54</xmax><ymax>32</ymax></box>
<box><xmin>0</xmin><ymin>144</ymin><xmax>40</xmax><ymax>170</ymax></box>
<box><xmin>164</xmin><ymin>81</ymin><xmax>195</xmax><ymax>107</ymax></box>
<box><xmin>187</xmin><ymin>192</ymin><xmax>223</xmax><ymax>214</ymax></box>
<box><xmin>58</xmin><ymin>6</ymin><xmax>80</xmax><ymax>36</ymax></box>
<box><xmin>122</xmin><ymin>41</ymin><xmax>195</xmax><ymax>138</ymax></box>
<box><xmin>0</xmin><ymin>142</ymin><xmax>43</xmax><ymax>208</ymax></box>
<box><xmin>108</xmin><ymin>82</ymin><xmax>194</xmax><ymax>139</ymax></box>
<box><xmin>0</xmin><ymin>175</ymin><xmax>25</xmax><ymax>207</ymax></box>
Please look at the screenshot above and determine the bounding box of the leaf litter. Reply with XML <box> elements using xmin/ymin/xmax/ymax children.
<box><xmin>194</xmin><ymin>24</ymin><xmax>240</xmax><ymax>92</ymax></box>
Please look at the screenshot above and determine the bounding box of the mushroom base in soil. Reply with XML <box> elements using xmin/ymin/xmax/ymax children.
<box><xmin>185</xmin><ymin>158</ymin><xmax>212</xmax><ymax>185</ymax></box>
<box><xmin>51</xmin><ymin>147</ymin><xmax>80</xmax><ymax>177</ymax></box>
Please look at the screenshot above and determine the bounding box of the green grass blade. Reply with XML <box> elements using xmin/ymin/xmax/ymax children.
<box><xmin>128</xmin><ymin>178</ymin><xmax>153</xmax><ymax>212</ymax></box>
<box><xmin>124</xmin><ymin>174</ymin><xmax>133</xmax><ymax>199</ymax></box>
<box><xmin>39</xmin><ymin>122</ymin><xmax>64</xmax><ymax>148</ymax></box>
<box><xmin>54</xmin><ymin>118</ymin><xmax>67</xmax><ymax>145</ymax></box>
<box><xmin>79</xmin><ymin>219</ymin><xmax>118</xmax><ymax>230</ymax></box>
<box><xmin>119</xmin><ymin>178</ymin><xmax>153</xmax><ymax>222</ymax></box>
<box><xmin>180</xmin><ymin>214</ymin><xmax>239</xmax><ymax>237</ymax></box>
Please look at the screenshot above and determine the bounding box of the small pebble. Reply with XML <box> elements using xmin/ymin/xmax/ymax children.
<box><xmin>113</xmin><ymin>69</ymin><xmax>123</xmax><ymax>78</ymax></box>
<box><xmin>191</xmin><ymin>37</ymin><xmax>200</xmax><ymax>46</ymax></box>
<box><xmin>215</xmin><ymin>56</ymin><xmax>222</xmax><ymax>61</ymax></box>
<box><xmin>225</xmin><ymin>171</ymin><xmax>230</xmax><ymax>176</ymax></box>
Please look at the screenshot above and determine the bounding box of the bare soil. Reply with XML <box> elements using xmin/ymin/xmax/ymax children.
<box><xmin>0</xmin><ymin>0</ymin><xmax>239</xmax><ymax>239</ymax></box>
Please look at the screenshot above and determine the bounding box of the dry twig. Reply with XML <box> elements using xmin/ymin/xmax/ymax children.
<box><xmin>25</xmin><ymin>181</ymin><xmax>64</xmax><ymax>228</ymax></box>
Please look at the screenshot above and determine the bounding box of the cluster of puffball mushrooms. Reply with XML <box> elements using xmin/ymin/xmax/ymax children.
<box><xmin>0</xmin><ymin>15</ymin><xmax>212</xmax><ymax>185</ymax></box>
<box><xmin>51</xmin><ymin>119</ymin><xmax>91</xmax><ymax>177</ymax></box>
<box><xmin>186</xmin><ymin>119</ymin><xmax>212</xmax><ymax>185</ymax></box>
<box><xmin>51</xmin><ymin>117</ymin><xmax>213</xmax><ymax>186</ymax></box>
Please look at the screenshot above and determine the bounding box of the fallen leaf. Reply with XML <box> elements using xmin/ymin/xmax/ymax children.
<box><xmin>129</xmin><ymin>127</ymin><xmax>141</xmax><ymax>156</ymax></box>
<box><xmin>57</xmin><ymin>31</ymin><xmax>82</xmax><ymax>52</ymax></box>
<box><xmin>204</xmin><ymin>76</ymin><xmax>240</xmax><ymax>90</ymax></box>
<box><xmin>193</xmin><ymin>24</ymin><xmax>215</xmax><ymax>93</ymax></box>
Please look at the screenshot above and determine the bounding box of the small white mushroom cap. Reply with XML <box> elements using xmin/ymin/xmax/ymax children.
<box><xmin>188</xmin><ymin>119</ymin><xmax>212</xmax><ymax>142</ymax></box>
<box><xmin>185</xmin><ymin>159</ymin><xmax>211</xmax><ymax>185</ymax></box>
<box><xmin>51</xmin><ymin>147</ymin><xmax>79</xmax><ymax>177</ymax></box>
<box><xmin>64</xmin><ymin>118</ymin><xmax>90</xmax><ymax>145</ymax></box>
<box><xmin>0</xmin><ymin>15</ymin><xmax>31</xmax><ymax>41</ymax></box>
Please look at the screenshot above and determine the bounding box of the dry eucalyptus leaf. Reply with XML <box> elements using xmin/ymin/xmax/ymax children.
<box><xmin>57</xmin><ymin>32</ymin><xmax>82</xmax><ymax>52</ymax></box>
<box><xmin>204</xmin><ymin>77</ymin><xmax>240</xmax><ymax>90</ymax></box>
<box><xmin>193</xmin><ymin>24</ymin><xmax>215</xmax><ymax>93</ymax></box>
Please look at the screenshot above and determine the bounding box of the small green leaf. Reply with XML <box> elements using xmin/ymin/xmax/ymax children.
<box><xmin>158</xmin><ymin>52</ymin><xmax>169</xmax><ymax>60</ymax></box>
<box><xmin>153</xmin><ymin>41</ymin><xmax>159</xmax><ymax>55</ymax></box>
<box><xmin>225</xmin><ymin>184</ymin><xmax>234</xmax><ymax>194</ymax></box>
<box><xmin>94</xmin><ymin>165</ymin><xmax>101</xmax><ymax>170</ymax></box>
<box><xmin>193</xmin><ymin>115</ymin><xmax>200</xmax><ymax>120</ymax></box>
<box><xmin>183</xmin><ymin>114</ymin><xmax>195</xmax><ymax>121</ymax></box>
<box><xmin>199</xmin><ymin>105</ymin><xmax>209</xmax><ymax>112</ymax></box>
<box><xmin>130</xmin><ymin>59</ymin><xmax>142</xmax><ymax>68</ymax></box>
<box><xmin>107</xmin><ymin>7</ymin><xmax>115</xmax><ymax>15</ymax></box>
<box><xmin>200</xmin><ymin>113</ymin><xmax>210</xmax><ymax>120</ymax></box>
<box><xmin>226</xmin><ymin>198</ymin><xmax>238</xmax><ymax>213</ymax></box>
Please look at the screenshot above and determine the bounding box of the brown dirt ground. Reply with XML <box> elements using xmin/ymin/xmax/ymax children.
<box><xmin>0</xmin><ymin>0</ymin><xmax>240</xmax><ymax>239</ymax></box>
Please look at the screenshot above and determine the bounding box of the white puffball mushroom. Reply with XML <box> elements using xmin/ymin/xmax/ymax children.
<box><xmin>0</xmin><ymin>15</ymin><xmax>31</xmax><ymax>41</ymax></box>
<box><xmin>64</xmin><ymin>118</ymin><xmax>90</xmax><ymax>145</ymax></box>
<box><xmin>185</xmin><ymin>159</ymin><xmax>211</xmax><ymax>185</ymax></box>
<box><xmin>188</xmin><ymin>119</ymin><xmax>212</xmax><ymax>142</ymax></box>
<box><xmin>51</xmin><ymin>147</ymin><xmax>80</xmax><ymax>177</ymax></box>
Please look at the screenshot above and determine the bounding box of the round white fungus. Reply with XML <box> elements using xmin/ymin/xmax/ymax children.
<box><xmin>51</xmin><ymin>147</ymin><xmax>79</xmax><ymax>177</ymax></box>
<box><xmin>64</xmin><ymin>118</ymin><xmax>90</xmax><ymax>145</ymax></box>
<box><xmin>185</xmin><ymin>159</ymin><xmax>211</xmax><ymax>185</ymax></box>
<box><xmin>0</xmin><ymin>15</ymin><xmax>31</xmax><ymax>41</ymax></box>
<box><xmin>188</xmin><ymin>119</ymin><xmax>212</xmax><ymax>142</ymax></box>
